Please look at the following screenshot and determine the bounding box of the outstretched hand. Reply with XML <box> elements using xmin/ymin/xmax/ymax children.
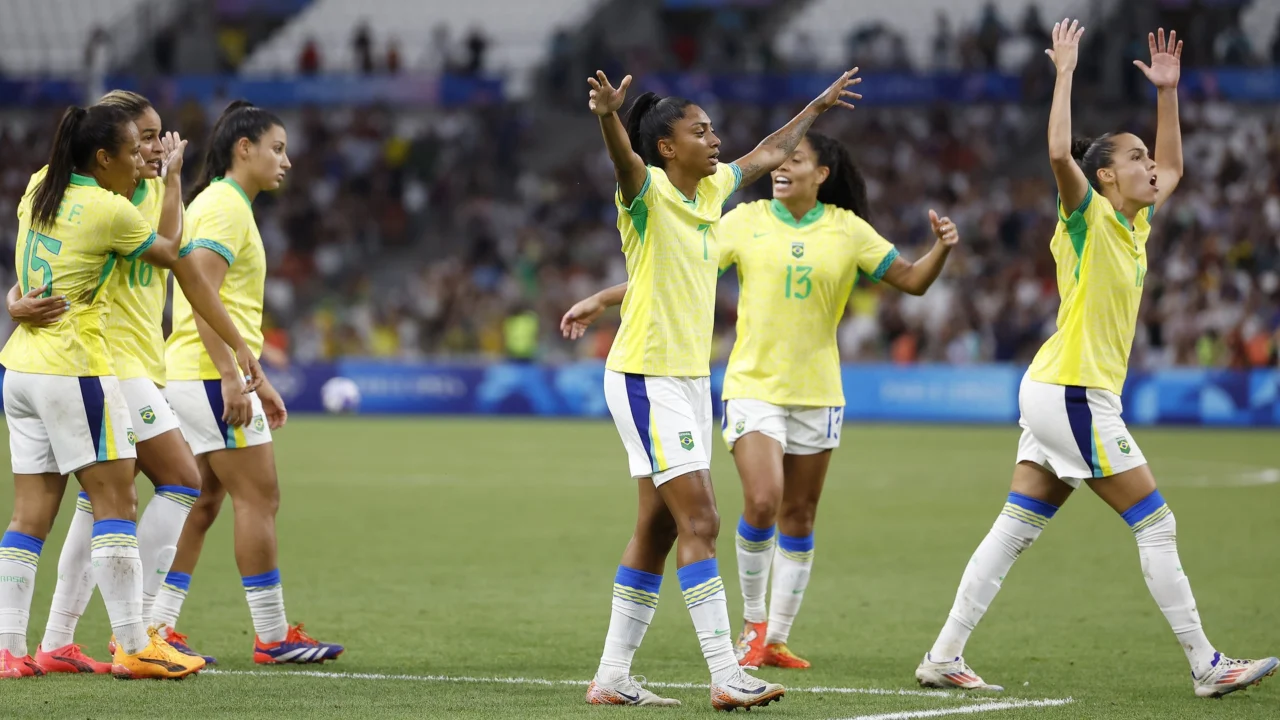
<box><xmin>560</xmin><ymin>295</ymin><xmax>607</xmax><ymax>340</ymax></box>
<box><xmin>929</xmin><ymin>210</ymin><xmax>959</xmax><ymax>248</ymax></box>
<box><xmin>160</xmin><ymin>131</ymin><xmax>187</xmax><ymax>179</ymax></box>
<box><xmin>588</xmin><ymin>71</ymin><xmax>632</xmax><ymax>117</ymax></box>
<box><xmin>1045</xmin><ymin>18</ymin><xmax>1085</xmax><ymax>74</ymax></box>
<box><xmin>1134</xmin><ymin>28</ymin><xmax>1182</xmax><ymax>90</ymax></box>
<box><xmin>809</xmin><ymin>68</ymin><xmax>862</xmax><ymax>114</ymax></box>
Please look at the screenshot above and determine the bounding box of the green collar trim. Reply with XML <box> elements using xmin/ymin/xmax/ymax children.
<box><xmin>214</xmin><ymin>176</ymin><xmax>252</xmax><ymax>207</ymax></box>
<box><xmin>69</xmin><ymin>173</ymin><xmax>99</xmax><ymax>187</ymax></box>
<box><xmin>1115</xmin><ymin>210</ymin><xmax>1133</xmax><ymax>231</ymax></box>
<box><xmin>770</xmin><ymin>199</ymin><xmax>825</xmax><ymax>228</ymax></box>
<box><xmin>130</xmin><ymin>180</ymin><xmax>148</xmax><ymax>207</ymax></box>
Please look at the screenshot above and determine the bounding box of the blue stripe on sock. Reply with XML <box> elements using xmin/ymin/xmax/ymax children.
<box><xmin>0</xmin><ymin>531</ymin><xmax>44</xmax><ymax>555</ymax></box>
<box><xmin>242</xmin><ymin>569</ymin><xmax>281</xmax><ymax>589</ymax></box>
<box><xmin>92</xmin><ymin>519</ymin><xmax>137</xmax><ymax>538</ymax></box>
<box><xmin>614</xmin><ymin>566</ymin><xmax>662</xmax><ymax>594</ymax></box>
<box><xmin>155</xmin><ymin>485</ymin><xmax>201</xmax><ymax>498</ymax></box>
<box><xmin>1122</xmin><ymin>490</ymin><xmax>1167</xmax><ymax>527</ymax></box>
<box><xmin>778</xmin><ymin>532</ymin><xmax>815</xmax><ymax>553</ymax></box>
<box><xmin>163</xmin><ymin>572</ymin><xmax>192</xmax><ymax>592</ymax></box>
<box><xmin>676</xmin><ymin>558</ymin><xmax>719</xmax><ymax>591</ymax></box>
<box><xmin>1007</xmin><ymin>491</ymin><xmax>1059</xmax><ymax>519</ymax></box>
<box><xmin>736</xmin><ymin>516</ymin><xmax>776</xmax><ymax>544</ymax></box>
<box><xmin>78</xmin><ymin>491</ymin><xmax>89</xmax><ymax>501</ymax></box>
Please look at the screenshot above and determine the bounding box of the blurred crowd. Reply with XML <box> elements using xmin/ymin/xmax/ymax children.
<box><xmin>0</xmin><ymin>96</ymin><xmax>1277</xmax><ymax>373</ymax></box>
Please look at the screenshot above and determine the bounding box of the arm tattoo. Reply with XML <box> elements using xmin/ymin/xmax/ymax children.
<box><xmin>738</xmin><ymin>113</ymin><xmax>819</xmax><ymax>186</ymax></box>
<box><xmin>771</xmin><ymin>114</ymin><xmax>817</xmax><ymax>154</ymax></box>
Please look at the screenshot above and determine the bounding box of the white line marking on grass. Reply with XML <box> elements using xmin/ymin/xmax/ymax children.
<box><xmin>201</xmin><ymin>669</ymin><xmax>972</xmax><ymax>699</ymax></box>
<box><xmin>831</xmin><ymin>698</ymin><xmax>1074</xmax><ymax>720</ymax></box>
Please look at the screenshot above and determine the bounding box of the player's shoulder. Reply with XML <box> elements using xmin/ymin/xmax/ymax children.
<box><xmin>723</xmin><ymin>199</ymin><xmax>770</xmax><ymax>222</ymax></box>
<box><xmin>824</xmin><ymin>204</ymin><xmax>875</xmax><ymax>234</ymax></box>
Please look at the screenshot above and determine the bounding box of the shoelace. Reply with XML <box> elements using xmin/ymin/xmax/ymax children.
<box><xmin>288</xmin><ymin>623</ymin><xmax>318</xmax><ymax>645</ymax></box>
<box><xmin>166</xmin><ymin>629</ymin><xmax>193</xmax><ymax>646</ymax></box>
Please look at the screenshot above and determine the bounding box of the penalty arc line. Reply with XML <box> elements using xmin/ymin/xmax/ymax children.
<box><xmin>202</xmin><ymin>668</ymin><xmax>1034</xmax><ymax>701</ymax></box>
<box><xmin>833</xmin><ymin>698</ymin><xmax>1075</xmax><ymax>720</ymax></box>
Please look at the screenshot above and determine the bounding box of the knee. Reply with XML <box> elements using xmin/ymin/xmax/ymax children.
<box><xmin>681</xmin><ymin>504</ymin><xmax>721</xmax><ymax>542</ymax></box>
<box><xmin>638</xmin><ymin>510</ymin><xmax>678</xmax><ymax>548</ymax></box>
<box><xmin>234</xmin><ymin>485</ymin><xmax>280</xmax><ymax>518</ymax></box>
<box><xmin>186</xmin><ymin>494</ymin><xmax>225</xmax><ymax>531</ymax></box>
<box><xmin>742</xmin><ymin>487</ymin><xmax>781</xmax><ymax>528</ymax></box>
<box><xmin>777</xmin><ymin>500</ymin><xmax>817</xmax><ymax>538</ymax></box>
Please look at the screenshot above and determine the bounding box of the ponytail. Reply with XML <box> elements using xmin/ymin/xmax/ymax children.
<box><xmin>807</xmin><ymin>132</ymin><xmax>869</xmax><ymax>219</ymax></box>
<box><xmin>189</xmin><ymin>99</ymin><xmax>284</xmax><ymax>202</ymax></box>
<box><xmin>624</xmin><ymin>92</ymin><xmax>693</xmax><ymax>168</ymax></box>
<box><xmin>32</xmin><ymin>104</ymin><xmax>132</xmax><ymax>230</ymax></box>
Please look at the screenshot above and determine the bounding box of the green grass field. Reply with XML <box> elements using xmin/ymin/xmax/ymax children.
<box><xmin>1</xmin><ymin>418</ymin><xmax>1278</xmax><ymax>719</ymax></box>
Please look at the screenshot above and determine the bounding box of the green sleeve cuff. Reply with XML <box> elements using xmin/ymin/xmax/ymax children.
<box><xmin>870</xmin><ymin>247</ymin><xmax>900</xmax><ymax>283</ymax></box>
<box><xmin>182</xmin><ymin>238</ymin><xmax>235</xmax><ymax>266</ymax></box>
<box><xmin>1057</xmin><ymin>187</ymin><xmax>1093</xmax><ymax>229</ymax></box>
<box><xmin>729</xmin><ymin>163</ymin><xmax>743</xmax><ymax>195</ymax></box>
<box><xmin>123</xmin><ymin>232</ymin><xmax>156</xmax><ymax>261</ymax></box>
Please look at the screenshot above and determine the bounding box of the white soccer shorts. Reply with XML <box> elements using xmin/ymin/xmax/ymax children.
<box><xmin>120</xmin><ymin>377</ymin><xmax>181</xmax><ymax>443</ymax></box>
<box><xmin>721</xmin><ymin>398</ymin><xmax>843</xmax><ymax>455</ymax></box>
<box><xmin>3</xmin><ymin>371</ymin><xmax>136</xmax><ymax>475</ymax></box>
<box><xmin>604</xmin><ymin>370</ymin><xmax>712</xmax><ymax>487</ymax></box>
<box><xmin>1015</xmin><ymin>373</ymin><xmax>1147</xmax><ymax>487</ymax></box>
<box><xmin>165</xmin><ymin>379</ymin><xmax>273</xmax><ymax>456</ymax></box>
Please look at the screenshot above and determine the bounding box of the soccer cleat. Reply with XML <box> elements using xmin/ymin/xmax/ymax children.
<box><xmin>709</xmin><ymin>668</ymin><xmax>785</xmax><ymax>711</ymax></box>
<box><xmin>915</xmin><ymin>654</ymin><xmax>1003</xmax><ymax>691</ymax></box>
<box><xmin>1192</xmin><ymin>653</ymin><xmax>1279</xmax><ymax>698</ymax></box>
<box><xmin>111</xmin><ymin>627</ymin><xmax>204</xmax><ymax>680</ymax></box>
<box><xmin>585</xmin><ymin>675</ymin><xmax>681</xmax><ymax>706</ymax></box>
<box><xmin>763</xmin><ymin>642</ymin><xmax>811</xmax><ymax>669</ymax></box>
<box><xmin>0</xmin><ymin>650</ymin><xmax>44</xmax><ymax>678</ymax></box>
<box><xmin>735</xmin><ymin>620</ymin><xmax>767</xmax><ymax>668</ymax></box>
<box><xmin>36</xmin><ymin>643</ymin><xmax>111</xmax><ymax>674</ymax></box>
<box><xmin>254</xmin><ymin>623</ymin><xmax>344</xmax><ymax>664</ymax></box>
<box><xmin>162</xmin><ymin>628</ymin><xmax>217</xmax><ymax>665</ymax></box>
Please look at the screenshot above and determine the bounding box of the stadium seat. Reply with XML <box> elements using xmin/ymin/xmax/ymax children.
<box><xmin>0</xmin><ymin>0</ymin><xmax>178</xmax><ymax>78</ymax></box>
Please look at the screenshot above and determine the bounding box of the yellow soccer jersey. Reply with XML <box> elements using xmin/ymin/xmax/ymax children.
<box><xmin>719</xmin><ymin>199</ymin><xmax>898</xmax><ymax>407</ymax></box>
<box><xmin>1029</xmin><ymin>188</ymin><xmax>1151</xmax><ymax>396</ymax></box>
<box><xmin>0</xmin><ymin>173</ymin><xmax>156</xmax><ymax>376</ymax></box>
<box><xmin>165</xmin><ymin>178</ymin><xmax>265</xmax><ymax>381</ymax></box>
<box><xmin>606</xmin><ymin>162</ymin><xmax>743</xmax><ymax>377</ymax></box>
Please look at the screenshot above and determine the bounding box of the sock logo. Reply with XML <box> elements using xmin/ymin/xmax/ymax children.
<box><xmin>679</xmin><ymin>431</ymin><xmax>694</xmax><ymax>450</ymax></box>
<box><xmin>139</xmin><ymin>406</ymin><xmax>156</xmax><ymax>424</ymax></box>
<box><xmin>1115</xmin><ymin>437</ymin><xmax>1131</xmax><ymax>455</ymax></box>
<box><xmin>0</xmin><ymin>575</ymin><xmax>28</xmax><ymax>584</ymax></box>
<box><xmin>713</xmin><ymin>628</ymin><xmax>730</xmax><ymax>636</ymax></box>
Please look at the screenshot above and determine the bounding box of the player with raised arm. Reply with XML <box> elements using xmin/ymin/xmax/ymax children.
<box><xmin>6</xmin><ymin>91</ymin><xmax>234</xmax><ymax>673</ymax></box>
<box><xmin>0</xmin><ymin>104</ymin><xmax>259</xmax><ymax>680</ymax></box>
<box><xmin>576</xmin><ymin>67</ymin><xmax>860</xmax><ymax>709</ymax></box>
<box><xmin>563</xmin><ymin>132</ymin><xmax>959</xmax><ymax>671</ymax></box>
<box><xmin>914</xmin><ymin>23</ymin><xmax>1277</xmax><ymax>698</ymax></box>
<box><xmin>150</xmin><ymin>101</ymin><xmax>344</xmax><ymax>665</ymax></box>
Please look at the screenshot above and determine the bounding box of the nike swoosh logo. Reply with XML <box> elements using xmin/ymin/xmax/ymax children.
<box><xmin>792</xmin><ymin>588</ymin><xmax>805</xmax><ymax>594</ymax></box>
<box><xmin>753</xmin><ymin>232</ymin><xmax>767</xmax><ymax>238</ymax></box>
<box><xmin>714</xmin><ymin>629</ymin><xmax>730</xmax><ymax>636</ymax></box>
<box><xmin>727</xmin><ymin>684</ymin><xmax>766</xmax><ymax>694</ymax></box>
<box><xmin>616</xmin><ymin>690</ymin><xmax>639</xmax><ymax>702</ymax></box>
<box><xmin>744</xmin><ymin>570</ymin><xmax>762</xmax><ymax>576</ymax></box>
<box><xmin>137</xmin><ymin>657</ymin><xmax>188</xmax><ymax>673</ymax></box>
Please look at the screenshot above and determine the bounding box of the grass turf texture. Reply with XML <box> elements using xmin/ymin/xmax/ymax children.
<box><xmin>1</xmin><ymin>418</ymin><xmax>1277</xmax><ymax>719</ymax></box>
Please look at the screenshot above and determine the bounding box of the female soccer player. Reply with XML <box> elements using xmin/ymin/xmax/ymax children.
<box><xmin>0</xmin><ymin>104</ymin><xmax>259</xmax><ymax>680</ymax></box>
<box><xmin>563</xmin><ymin>132</ymin><xmax>960</xmax><ymax>672</ymax></box>
<box><xmin>7</xmin><ymin>91</ymin><xmax>237</xmax><ymax>673</ymax></box>
<box><xmin>575</xmin><ymin>67</ymin><xmax>859</xmax><ymax>709</ymax></box>
<box><xmin>150</xmin><ymin>100</ymin><xmax>343</xmax><ymax>664</ymax></box>
<box><xmin>915</xmin><ymin>23</ymin><xmax>1277</xmax><ymax>698</ymax></box>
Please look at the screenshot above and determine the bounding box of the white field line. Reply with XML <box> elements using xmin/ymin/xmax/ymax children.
<box><xmin>832</xmin><ymin>698</ymin><xmax>1075</xmax><ymax>720</ymax></box>
<box><xmin>202</xmin><ymin>668</ymin><xmax>980</xmax><ymax>700</ymax></box>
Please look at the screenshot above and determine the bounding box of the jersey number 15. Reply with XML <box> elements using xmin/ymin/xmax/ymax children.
<box><xmin>22</xmin><ymin>229</ymin><xmax>62</xmax><ymax>298</ymax></box>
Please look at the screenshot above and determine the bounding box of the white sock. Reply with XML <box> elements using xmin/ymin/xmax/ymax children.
<box><xmin>929</xmin><ymin>492</ymin><xmax>1057</xmax><ymax>661</ymax></box>
<box><xmin>243</xmin><ymin>569</ymin><xmax>288</xmax><ymax>643</ymax></box>
<box><xmin>90</xmin><ymin>520</ymin><xmax>148</xmax><ymax>655</ymax></box>
<box><xmin>42</xmin><ymin>493</ymin><xmax>95</xmax><ymax>649</ymax></box>
<box><xmin>0</xmin><ymin>531</ymin><xmax>44</xmax><ymax>656</ymax></box>
<box><xmin>597</xmin><ymin>566</ymin><xmax>661</xmax><ymax>683</ymax></box>
<box><xmin>137</xmin><ymin>486</ymin><xmax>198</xmax><ymax>627</ymax></box>
<box><xmin>1124</xmin><ymin>491</ymin><xmax>1218</xmax><ymax>678</ymax></box>
<box><xmin>152</xmin><ymin>571</ymin><xmax>191</xmax><ymax>630</ymax></box>
<box><xmin>766</xmin><ymin>532</ymin><xmax>814</xmax><ymax>646</ymax></box>
<box><xmin>678</xmin><ymin>558</ymin><xmax>738</xmax><ymax>684</ymax></box>
<box><xmin>735</xmin><ymin>518</ymin><xmax>775</xmax><ymax>624</ymax></box>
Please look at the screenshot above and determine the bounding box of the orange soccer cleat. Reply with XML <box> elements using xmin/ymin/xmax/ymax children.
<box><xmin>735</xmin><ymin>620</ymin><xmax>767</xmax><ymax>668</ymax></box>
<box><xmin>36</xmin><ymin>643</ymin><xmax>111</xmax><ymax>674</ymax></box>
<box><xmin>763</xmin><ymin>642</ymin><xmax>811</xmax><ymax>669</ymax></box>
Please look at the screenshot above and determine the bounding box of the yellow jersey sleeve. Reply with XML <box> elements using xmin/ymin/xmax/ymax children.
<box><xmin>709</xmin><ymin>162</ymin><xmax>743</xmax><ymax>207</ymax></box>
<box><xmin>180</xmin><ymin>202</ymin><xmax>246</xmax><ymax>266</ymax></box>
<box><xmin>717</xmin><ymin>204</ymin><xmax>752</xmax><ymax>272</ymax></box>
<box><xmin>109</xmin><ymin>203</ymin><xmax>157</xmax><ymax>261</ymax></box>
<box><xmin>849</xmin><ymin>213</ymin><xmax>899</xmax><ymax>282</ymax></box>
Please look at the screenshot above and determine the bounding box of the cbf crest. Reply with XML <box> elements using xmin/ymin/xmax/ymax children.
<box><xmin>679</xmin><ymin>431</ymin><xmax>694</xmax><ymax>450</ymax></box>
<box><xmin>1116</xmin><ymin>437</ymin><xmax>1131</xmax><ymax>455</ymax></box>
<box><xmin>254</xmin><ymin>415</ymin><xmax>266</xmax><ymax>432</ymax></box>
<box><xmin>139</xmin><ymin>406</ymin><xmax>156</xmax><ymax>425</ymax></box>
<box><xmin>127</xmin><ymin>430</ymin><xmax>137</xmax><ymax>446</ymax></box>
<box><xmin>791</xmin><ymin>242</ymin><xmax>805</xmax><ymax>259</ymax></box>
<box><xmin>734</xmin><ymin>420</ymin><xmax>745</xmax><ymax>434</ymax></box>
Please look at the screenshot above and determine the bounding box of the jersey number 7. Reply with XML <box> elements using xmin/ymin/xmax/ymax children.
<box><xmin>22</xmin><ymin>230</ymin><xmax>62</xmax><ymax>298</ymax></box>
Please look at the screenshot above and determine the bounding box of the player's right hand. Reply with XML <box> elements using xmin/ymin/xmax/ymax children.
<box><xmin>588</xmin><ymin>71</ymin><xmax>631</xmax><ymax>116</ymax></box>
<box><xmin>221</xmin><ymin>376</ymin><xmax>253</xmax><ymax>427</ymax></box>
<box><xmin>1045</xmin><ymin>18</ymin><xmax>1085</xmax><ymax>74</ymax></box>
<box><xmin>561</xmin><ymin>295</ymin><xmax>607</xmax><ymax>340</ymax></box>
<box><xmin>160</xmin><ymin>131</ymin><xmax>187</xmax><ymax>179</ymax></box>
<box><xmin>236</xmin><ymin>345</ymin><xmax>266</xmax><ymax>394</ymax></box>
<box><xmin>929</xmin><ymin>210</ymin><xmax>960</xmax><ymax>248</ymax></box>
<box><xmin>8</xmin><ymin>286</ymin><xmax>68</xmax><ymax>326</ymax></box>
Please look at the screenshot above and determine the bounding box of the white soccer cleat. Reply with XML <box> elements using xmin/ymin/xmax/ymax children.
<box><xmin>1192</xmin><ymin>654</ymin><xmax>1279</xmax><ymax>698</ymax></box>
<box><xmin>709</xmin><ymin>668</ymin><xmax>785</xmax><ymax>711</ymax></box>
<box><xmin>585</xmin><ymin>675</ymin><xmax>681</xmax><ymax>706</ymax></box>
<box><xmin>915</xmin><ymin>654</ymin><xmax>1003</xmax><ymax>691</ymax></box>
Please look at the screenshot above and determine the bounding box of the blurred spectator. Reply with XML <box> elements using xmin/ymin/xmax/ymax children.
<box><xmin>464</xmin><ymin>27</ymin><xmax>489</xmax><ymax>76</ymax></box>
<box><xmin>354</xmin><ymin>22</ymin><xmax>375</xmax><ymax>74</ymax></box>
<box><xmin>299</xmin><ymin>37</ymin><xmax>321</xmax><ymax>75</ymax></box>
<box><xmin>975</xmin><ymin>1</ymin><xmax>1005</xmax><ymax>69</ymax></box>
<box><xmin>932</xmin><ymin>12</ymin><xmax>958</xmax><ymax>71</ymax></box>
<box><xmin>386</xmin><ymin>37</ymin><xmax>402</xmax><ymax>74</ymax></box>
<box><xmin>424</xmin><ymin>24</ymin><xmax>455</xmax><ymax>74</ymax></box>
<box><xmin>84</xmin><ymin>27</ymin><xmax>110</xmax><ymax>102</ymax></box>
<box><xmin>504</xmin><ymin>302</ymin><xmax>540</xmax><ymax>362</ymax></box>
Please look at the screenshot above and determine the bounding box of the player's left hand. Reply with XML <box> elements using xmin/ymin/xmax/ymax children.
<box><xmin>808</xmin><ymin>68</ymin><xmax>862</xmax><ymax>114</ymax></box>
<box><xmin>1134</xmin><ymin>28</ymin><xmax>1181</xmax><ymax>90</ymax></box>
<box><xmin>257</xmin><ymin>380</ymin><xmax>289</xmax><ymax>429</ymax></box>
<box><xmin>929</xmin><ymin>210</ymin><xmax>959</xmax><ymax>248</ymax></box>
<box><xmin>236</xmin><ymin>345</ymin><xmax>266</xmax><ymax>394</ymax></box>
<box><xmin>160</xmin><ymin>131</ymin><xmax>187</xmax><ymax>179</ymax></box>
<box><xmin>560</xmin><ymin>295</ymin><xmax>606</xmax><ymax>340</ymax></box>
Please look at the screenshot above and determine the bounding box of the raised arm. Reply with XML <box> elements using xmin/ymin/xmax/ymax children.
<box><xmin>561</xmin><ymin>282</ymin><xmax>627</xmax><ymax>340</ymax></box>
<box><xmin>880</xmin><ymin>211</ymin><xmax>959</xmax><ymax>296</ymax></box>
<box><xmin>588</xmin><ymin>72</ymin><xmax>648</xmax><ymax>205</ymax></box>
<box><xmin>1134</xmin><ymin>28</ymin><xmax>1184</xmax><ymax>211</ymax></box>
<box><xmin>155</xmin><ymin>131</ymin><xmax>187</xmax><ymax>242</ymax></box>
<box><xmin>1045</xmin><ymin>19</ymin><xmax>1091</xmax><ymax>215</ymax></box>
<box><xmin>732</xmin><ymin>69</ymin><xmax>862</xmax><ymax>187</ymax></box>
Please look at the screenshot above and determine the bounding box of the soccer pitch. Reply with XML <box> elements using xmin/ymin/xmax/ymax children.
<box><xmin>2</xmin><ymin>418</ymin><xmax>1278</xmax><ymax>719</ymax></box>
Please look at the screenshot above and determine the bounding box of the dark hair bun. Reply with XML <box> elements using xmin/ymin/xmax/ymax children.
<box><xmin>1070</xmin><ymin>137</ymin><xmax>1094</xmax><ymax>161</ymax></box>
<box><xmin>223</xmin><ymin>99</ymin><xmax>256</xmax><ymax>114</ymax></box>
